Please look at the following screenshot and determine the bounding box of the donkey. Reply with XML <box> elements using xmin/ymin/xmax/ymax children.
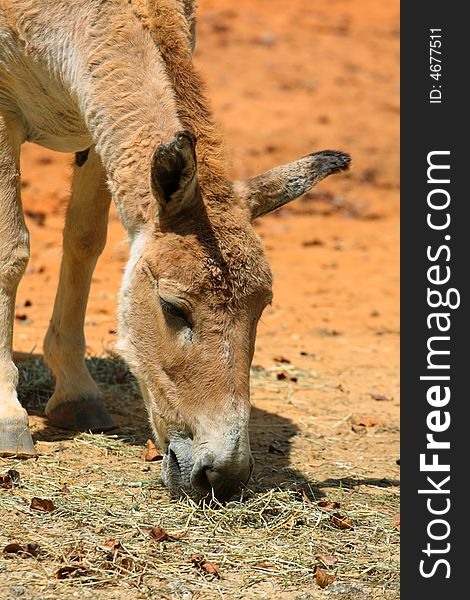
<box><xmin>0</xmin><ymin>0</ymin><xmax>350</xmax><ymax>500</ymax></box>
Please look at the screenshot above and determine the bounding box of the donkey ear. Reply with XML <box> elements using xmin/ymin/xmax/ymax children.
<box><xmin>151</xmin><ymin>130</ymin><xmax>198</xmax><ymax>217</ymax></box>
<box><xmin>234</xmin><ymin>150</ymin><xmax>351</xmax><ymax>220</ymax></box>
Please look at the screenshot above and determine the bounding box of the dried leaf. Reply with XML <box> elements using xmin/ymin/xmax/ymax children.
<box><xmin>103</xmin><ymin>539</ymin><xmax>123</xmax><ymax>551</ymax></box>
<box><xmin>191</xmin><ymin>554</ymin><xmax>220</xmax><ymax>578</ymax></box>
<box><xmin>393</xmin><ymin>514</ymin><xmax>400</xmax><ymax>531</ymax></box>
<box><xmin>148</xmin><ymin>526</ymin><xmax>169</xmax><ymax>542</ymax></box>
<box><xmin>191</xmin><ymin>554</ymin><xmax>204</xmax><ymax>564</ymax></box>
<box><xmin>0</xmin><ymin>476</ymin><xmax>12</xmax><ymax>489</ymax></box>
<box><xmin>30</xmin><ymin>497</ymin><xmax>55</xmax><ymax>512</ymax></box>
<box><xmin>330</xmin><ymin>513</ymin><xmax>353</xmax><ymax>530</ymax></box>
<box><xmin>4</xmin><ymin>542</ymin><xmax>40</xmax><ymax>559</ymax></box>
<box><xmin>318</xmin><ymin>500</ymin><xmax>341</xmax><ymax>510</ymax></box>
<box><xmin>315</xmin><ymin>567</ymin><xmax>335</xmax><ymax>588</ymax></box>
<box><xmin>0</xmin><ymin>469</ymin><xmax>20</xmax><ymax>489</ymax></box>
<box><xmin>315</xmin><ymin>552</ymin><xmax>338</xmax><ymax>567</ymax></box>
<box><xmin>55</xmin><ymin>565</ymin><xmax>86</xmax><ymax>579</ymax></box>
<box><xmin>147</xmin><ymin>526</ymin><xmax>186</xmax><ymax>543</ymax></box>
<box><xmin>201</xmin><ymin>561</ymin><xmax>220</xmax><ymax>577</ymax></box>
<box><xmin>3</xmin><ymin>543</ymin><xmax>24</xmax><ymax>554</ymax></box>
<box><xmin>143</xmin><ymin>439</ymin><xmax>163</xmax><ymax>462</ymax></box>
<box><xmin>25</xmin><ymin>543</ymin><xmax>40</xmax><ymax>557</ymax></box>
<box><xmin>168</xmin><ymin>530</ymin><xmax>188</xmax><ymax>540</ymax></box>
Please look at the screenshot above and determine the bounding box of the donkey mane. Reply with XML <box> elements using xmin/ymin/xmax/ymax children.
<box><xmin>130</xmin><ymin>0</ymin><xmax>232</xmax><ymax>205</ymax></box>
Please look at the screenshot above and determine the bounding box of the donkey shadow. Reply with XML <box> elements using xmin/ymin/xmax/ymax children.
<box><xmin>15</xmin><ymin>352</ymin><xmax>399</xmax><ymax>499</ymax></box>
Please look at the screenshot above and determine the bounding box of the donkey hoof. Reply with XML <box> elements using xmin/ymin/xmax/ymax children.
<box><xmin>46</xmin><ymin>396</ymin><xmax>114</xmax><ymax>432</ymax></box>
<box><xmin>0</xmin><ymin>421</ymin><xmax>37</xmax><ymax>458</ymax></box>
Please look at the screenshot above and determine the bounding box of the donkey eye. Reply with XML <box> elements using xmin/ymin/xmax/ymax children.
<box><xmin>160</xmin><ymin>298</ymin><xmax>191</xmax><ymax>326</ymax></box>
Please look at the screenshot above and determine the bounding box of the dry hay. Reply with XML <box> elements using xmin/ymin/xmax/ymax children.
<box><xmin>1</xmin><ymin>355</ymin><xmax>399</xmax><ymax>599</ymax></box>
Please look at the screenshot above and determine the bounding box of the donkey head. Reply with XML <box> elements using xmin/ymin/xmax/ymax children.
<box><xmin>117</xmin><ymin>131</ymin><xmax>350</xmax><ymax>500</ymax></box>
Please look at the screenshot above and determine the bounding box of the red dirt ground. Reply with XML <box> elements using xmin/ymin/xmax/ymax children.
<box><xmin>14</xmin><ymin>0</ymin><xmax>399</xmax><ymax>543</ymax></box>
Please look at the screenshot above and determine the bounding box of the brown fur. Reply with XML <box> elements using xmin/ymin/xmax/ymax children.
<box><xmin>0</xmin><ymin>0</ymin><xmax>349</xmax><ymax>497</ymax></box>
<box><xmin>130</xmin><ymin>0</ymin><xmax>231</xmax><ymax>205</ymax></box>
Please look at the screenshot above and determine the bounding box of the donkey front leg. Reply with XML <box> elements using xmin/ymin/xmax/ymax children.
<box><xmin>0</xmin><ymin>115</ymin><xmax>36</xmax><ymax>457</ymax></box>
<box><xmin>44</xmin><ymin>148</ymin><xmax>113</xmax><ymax>431</ymax></box>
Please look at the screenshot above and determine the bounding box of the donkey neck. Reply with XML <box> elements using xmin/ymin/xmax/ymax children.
<box><xmin>74</xmin><ymin>4</ymin><xmax>184</xmax><ymax>235</ymax></box>
<box><xmin>77</xmin><ymin>0</ymin><xmax>232</xmax><ymax>234</ymax></box>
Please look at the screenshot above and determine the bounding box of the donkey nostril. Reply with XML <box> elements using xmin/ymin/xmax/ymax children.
<box><xmin>192</xmin><ymin>465</ymin><xmax>233</xmax><ymax>500</ymax></box>
<box><xmin>169</xmin><ymin>448</ymin><xmax>181</xmax><ymax>475</ymax></box>
<box><xmin>205</xmin><ymin>467</ymin><xmax>225</xmax><ymax>492</ymax></box>
<box><xmin>205</xmin><ymin>467</ymin><xmax>248</xmax><ymax>501</ymax></box>
<box><xmin>190</xmin><ymin>461</ymin><xmax>213</xmax><ymax>494</ymax></box>
<box><xmin>190</xmin><ymin>457</ymin><xmax>252</xmax><ymax>501</ymax></box>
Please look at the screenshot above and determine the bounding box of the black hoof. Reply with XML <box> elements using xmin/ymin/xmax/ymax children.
<box><xmin>46</xmin><ymin>396</ymin><xmax>114</xmax><ymax>432</ymax></box>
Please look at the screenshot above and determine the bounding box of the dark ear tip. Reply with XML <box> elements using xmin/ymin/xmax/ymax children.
<box><xmin>175</xmin><ymin>130</ymin><xmax>196</xmax><ymax>150</ymax></box>
<box><xmin>310</xmin><ymin>149</ymin><xmax>351</xmax><ymax>174</ymax></box>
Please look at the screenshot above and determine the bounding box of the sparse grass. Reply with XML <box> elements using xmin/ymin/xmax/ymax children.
<box><xmin>1</xmin><ymin>355</ymin><xmax>399</xmax><ymax>599</ymax></box>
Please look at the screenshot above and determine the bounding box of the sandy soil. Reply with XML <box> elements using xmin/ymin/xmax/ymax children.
<box><xmin>4</xmin><ymin>0</ymin><xmax>399</xmax><ymax>597</ymax></box>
